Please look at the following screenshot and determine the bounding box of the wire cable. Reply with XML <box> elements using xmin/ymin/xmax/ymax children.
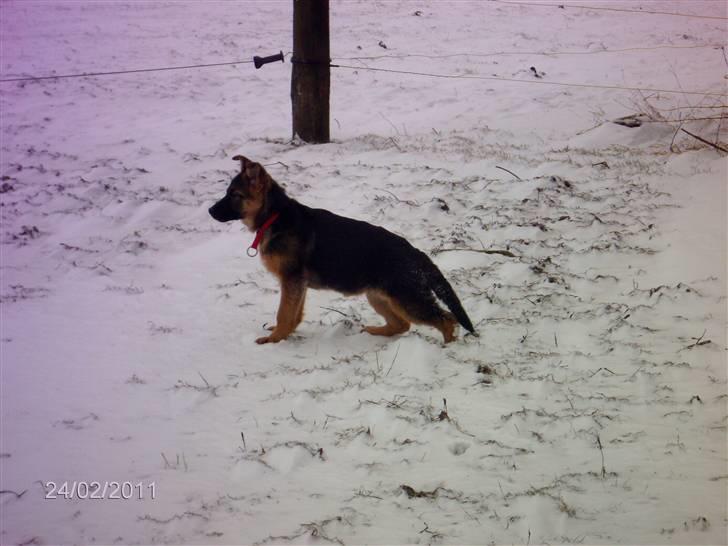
<box><xmin>332</xmin><ymin>63</ymin><xmax>728</xmax><ymax>97</ymax></box>
<box><xmin>492</xmin><ymin>0</ymin><xmax>728</xmax><ymax>21</ymax></box>
<box><xmin>334</xmin><ymin>44</ymin><xmax>724</xmax><ymax>62</ymax></box>
<box><xmin>0</xmin><ymin>59</ymin><xmax>254</xmax><ymax>84</ymax></box>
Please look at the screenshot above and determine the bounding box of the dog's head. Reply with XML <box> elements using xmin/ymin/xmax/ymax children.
<box><xmin>208</xmin><ymin>155</ymin><xmax>272</xmax><ymax>229</ymax></box>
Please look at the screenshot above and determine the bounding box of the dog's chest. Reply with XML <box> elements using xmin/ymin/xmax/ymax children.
<box><xmin>260</xmin><ymin>251</ymin><xmax>286</xmax><ymax>280</ymax></box>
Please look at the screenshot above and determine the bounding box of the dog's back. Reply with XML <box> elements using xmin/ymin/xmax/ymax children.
<box><xmin>300</xmin><ymin>206</ymin><xmax>419</xmax><ymax>292</ymax></box>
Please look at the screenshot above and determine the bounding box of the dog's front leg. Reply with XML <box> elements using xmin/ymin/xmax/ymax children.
<box><xmin>256</xmin><ymin>277</ymin><xmax>307</xmax><ymax>344</ymax></box>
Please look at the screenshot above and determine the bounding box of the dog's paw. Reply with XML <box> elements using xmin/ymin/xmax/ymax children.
<box><xmin>256</xmin><ymin>333</ymin><xmax>286</xmax><ymax>344</ymax></box>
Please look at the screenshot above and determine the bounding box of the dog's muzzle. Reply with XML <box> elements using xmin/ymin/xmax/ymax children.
<box><xmin>208</xmin><ymin>199</ymin><xmax>239</xmax><ymax>222</ymax></box>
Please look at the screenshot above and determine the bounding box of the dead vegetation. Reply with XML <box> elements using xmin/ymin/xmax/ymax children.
<box><xmin>618</xmin><ymin>89</ymin><xmax>728</xmax><ymax>154</ymax></box>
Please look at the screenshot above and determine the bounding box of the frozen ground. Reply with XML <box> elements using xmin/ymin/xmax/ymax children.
<box><xmin>1</xmin><ymin>1</ymin><xmax>726</xmax><ymax>545</ymax></box>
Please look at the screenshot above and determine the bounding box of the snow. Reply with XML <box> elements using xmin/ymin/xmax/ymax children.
<box><xmin>1</xmin><ymin>1</ymin><xmax>726</xmax><ymax>545</ymax></box>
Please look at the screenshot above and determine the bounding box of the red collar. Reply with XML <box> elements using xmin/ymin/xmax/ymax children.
<box><xmin>247</xmin><ymin>212</ymin><xmax>280</xmax><ymax>257</ymax></box>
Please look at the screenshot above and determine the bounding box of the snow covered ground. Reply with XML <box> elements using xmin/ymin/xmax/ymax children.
<box><xmin>1</xmin><ymin>1</ymin><xmax>726</xmax><ymax>545</ymax></box>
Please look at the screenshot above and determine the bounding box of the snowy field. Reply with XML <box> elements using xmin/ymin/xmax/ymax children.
<box><xmin>1</xmin><ymin>1</ymin><xmax>726</xmax><ymax>545</ymax></box>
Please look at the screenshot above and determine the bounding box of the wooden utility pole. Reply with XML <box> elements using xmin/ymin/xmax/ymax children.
<box><xmin>291</xmin><ymin>0</ymin><xmax>330</xmax><ymax>143</ymax></box>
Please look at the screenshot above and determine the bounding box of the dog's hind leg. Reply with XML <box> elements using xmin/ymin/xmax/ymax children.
<box><xmin>391</xmin><ymin>288</ymin><xmax>458</xmax><ymax>344</ymax></box>
<box><xmin>363</xmin><ymin>290</ymin><xmax>410</xmax><ymax>337</ymax></box>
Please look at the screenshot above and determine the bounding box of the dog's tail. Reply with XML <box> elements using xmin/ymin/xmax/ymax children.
<box><xmin>426</xmin><ymin>259</ymin><xmax>477</xmax><ymax>336</ymax></box>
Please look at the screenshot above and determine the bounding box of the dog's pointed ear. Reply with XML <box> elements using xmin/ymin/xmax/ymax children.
<box><xmin>243</xmin><ymin>160</ymin><xmax>271</xmax><ymax>194</ymax></box>
<box><xmin>232</xmin><ymin>154</ymin><xmax>250</xmax><ymax>172</ymax></box>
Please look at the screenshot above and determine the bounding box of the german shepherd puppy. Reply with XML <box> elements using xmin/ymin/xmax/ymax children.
<box><xmin>209</xmin><ymin>156</ymin><xmax>476</xmax><ymax>345</ymax></box>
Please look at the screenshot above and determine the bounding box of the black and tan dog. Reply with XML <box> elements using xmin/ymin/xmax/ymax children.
<box><xmin>209</xmin><ymin>156</ymin><xmax>476</xmax><ymax>345</ymax></box>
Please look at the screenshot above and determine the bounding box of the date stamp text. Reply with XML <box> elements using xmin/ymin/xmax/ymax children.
<box><xmin>44</xmin><ymin>481</ymin><xmax>156</xmax><ymax>500</ymax></box>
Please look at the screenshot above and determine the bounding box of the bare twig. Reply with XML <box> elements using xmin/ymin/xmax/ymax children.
<box><xmin>385</xmin><ymin>343</ymin><xmax>401</xmax><ymax>377</ymax></box>
<box><xmin>380</xmin><ymin>188</ymin><xmax>419</xmax><ymax>206</ymax></box>
<box><xmin>495</xmin><ymin>165</ymin><xmax>522</xmax><ymax>180</ymax></box>
<box><xmin>419</xmin><ymin>522</ymin><xmax>444</xmax><ymax>539</ymax></box>
<box><xmin>0</xmin><ymin>489</ymin><xmax>27</xmax><ymax>499</ymax></box>
<box><xmin>685</xmin><ymin>329</ymin><xmax>712</xmax><ymax>349</ymax></box>
<box><xmin>433</xmin><ymin>247</ymin><xmax>517</xmax><ymax>258</ymax></box>
<box><xmin>680</xmin><ymin>128</ymin><xmax>728</xmax><ymax>153</ymax></box>
<box><xmin>355</xmin><ymin>488</ymin><xmax>383</xmax><ymax>500</ymax></box>
<box><xmin>320</xmin><ymin>306</ymin><xmax>354</xmax><ymax>319</ymax></box>
<box><xmin>576</xmin><ymin>121</ymin><xmax>606</xmax><ymax>136</ymax></box>
<box><xmin>498</xmin><ymin>480</ymin><xmax>506</xmax><ymax>500</ymax></box>
<box><xmin>596</xmin><ymin>434</ymin><xmax>607</xmax><ymax>478</ymax></box>
<box><xmin>641</xmin><ymin>116</ymin><xmax>728</xmax><ymax>123</ymax></box>
<box><xmin>590</xmin><ymin>367</ymin><xmax>616</xmax><ymax>377</ymax></box>
<box><xmin>380</xmin><ymin>112</ymin><xmax>401</xmax><ymax>136</ymax></box>
<box><xmin>262</xmin><ymin>161</ymin><xmax>289</xmax><ymax>170</ymax></box>
<box><xmin>670</xmin><ymin>120</ymin><xmax>685</xmax><ymax>152</ymax></box>
<box><xmin>660</xmin><ymin>104</ymin><xmax>728</xmax><ymax>111</ymax></box>
<box><xmin>716</xmin><ymin>111</ymin><xmax>725</xmax><ymax>144</ymax></box>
